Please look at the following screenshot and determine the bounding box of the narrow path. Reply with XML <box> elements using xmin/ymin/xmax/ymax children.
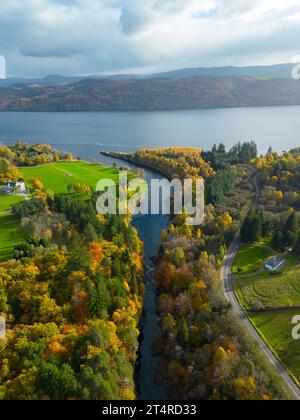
<box><xmin>221</xmin><ymin>172</ymin><xmax>300</xmax><ymax>400</ymax></box>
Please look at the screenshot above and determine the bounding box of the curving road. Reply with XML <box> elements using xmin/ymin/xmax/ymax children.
<box><xmin>221</xmin><ymin>173</ymin><xmax>300</xmax><ymax>400</ymax></box>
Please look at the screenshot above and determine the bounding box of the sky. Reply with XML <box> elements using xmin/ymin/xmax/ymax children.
<box><xmin>1</xmin><ymin>0</ymin><xmax>300</xmax><ymax>78</ymax></box>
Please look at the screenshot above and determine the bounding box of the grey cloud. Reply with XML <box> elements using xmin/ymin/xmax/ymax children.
<box><xmin>119</xmin><ymin>0</ymin><xmax>153</xmax><ymax>35</ymax></box>
<box><xmin>0</xmin><ymin>0</ymin><xmax>299</xmax><ymax>77</ymax></box>
<box><xmin>213</xmin><ymin>21</ymin><xmax>300</xmax><ymax>59</ymax></box>
<box><xmin>19</xmin><ymin>46</ymin><xmax>79</xmax><ymax>58</ymax></box>
<box><xmin>220</xmin><ymin>0</ymin><xmax>257</xmax><ymax>17</ymax></box>
<box><xmin>153</xmin><ymin>0</ymin><xmax>194</xmax><ymax>13</ymax></box>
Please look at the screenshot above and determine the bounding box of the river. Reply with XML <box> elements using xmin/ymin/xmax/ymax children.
<box><xmin>2</xmin><ymin>131</ymin><xmax>170</xmax><ymax>398</ymax></box>
<box><xmin>81</xmin><ymin>152</ymin><xmax>170</xmax><ymax>400</ymax></box>
<box><xmin>3</xmin><ymin>105</ymin><xmax>300</xmax><ymax>398</ymax></box>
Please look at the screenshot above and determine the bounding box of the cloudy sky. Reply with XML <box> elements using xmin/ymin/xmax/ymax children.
<box><xmin>1</xmin><ymin>0</ymin><xmax>300</xmax><ymax>77</ymax></box>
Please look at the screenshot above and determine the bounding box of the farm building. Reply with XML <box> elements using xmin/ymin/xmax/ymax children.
<box><xmin>264</xmin><ymin>256</ymin><xmax>285</xmax><ymax>273</ymax></box>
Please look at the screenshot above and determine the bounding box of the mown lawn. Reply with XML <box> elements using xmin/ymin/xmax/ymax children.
<box><xmin>0</xmin><ymin>214</ymin><xmax>27</xmax><ymax>262</ymax></box>
<box><xmin>232</xmin><ymin>241</ymin><xmax>273</xmax><ymax>276</ymax></box>
<box><xmin>21</xmin><ymin>161</ymin><xmax>129</xmax><ymax>195</ymax></box>
<box><xmin>233</xmin><ymin>240</ymin><xmax>300</xmax><ymax>387</ymax></box>
<box><xmin>0</xmin><ymin>195</ymin><xmax>25</xmax><ymax>213</ymax></box>
<box><xmin>1</xmin><ymin>162</ymin><xmax>137</xmax><ymax>262</ymax></box>
<box><xmin>0</xmin><ymin>162</ymin><xmax>135</xmax><ymax>262</ymax></box>
<box><xmin>234</xmin><ymin>255</ymin><xmax>300</xmax><ymax>310</ymax></box>
<box><xmin>250</xmin><ymin>310</ymin><xmax>300</xmax><ymax>386</ymax></box>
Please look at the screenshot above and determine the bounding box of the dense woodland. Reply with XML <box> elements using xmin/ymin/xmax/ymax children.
<box><xmin>241</xmin><ymin>150</ymin><xmax>300</xmax><ymax>252</ymax></box>
<box><xmin>2</xmin><ymin>77</ymin><xmax>300</xmax><ymax>111</ymax></box>
<box><xmin>0</xmin><ymin>144</ymin><xmax>144</xmax><ymax>400</ymax></box>
<box><xmin>0</xmin><ymin>142</ymin><xmax>297</xmax><ymax>400</ymax></box>
<box><xmin>0</xmin><ymin>142</ymin><xmax>73</xmax><ymax>171</ymax></box>
<box><xmin>128</xmin><ymin>145</ymin><xmax>290</xmax><ymax>400</ymax></box>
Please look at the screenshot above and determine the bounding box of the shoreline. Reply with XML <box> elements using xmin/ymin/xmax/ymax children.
<box><xmin>100</xmin><ymin>152</ymin><xmax>172</xmax><ymax>181</ymax></box>
<box><xmin>106</xmin><ymin>152</ymin><xmax>170</xmax><ymax>400</ymax></box>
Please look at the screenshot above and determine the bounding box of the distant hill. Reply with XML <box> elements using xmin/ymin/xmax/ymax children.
<box><xmin>150</xmin><ymin>63</ymin><xmax>295</xmax><ymax>79</ymax></box>
<box><xmin>0</xmin><ymin>74</ymin><xmax>84</xmax><ymax>88</ymax></box>
<box><xmin>1</xmin><ymin>75</ymin><xmax>300</xmax><ymax>111</ymax></box>
<box><xmin>0</xmin><ymin>63</ymin><xmax>296</xmax><ymax>88</ymax></box>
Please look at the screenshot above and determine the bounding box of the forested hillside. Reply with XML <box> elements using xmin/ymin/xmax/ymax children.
<box><xmin>0</xmin><ymin>142</ymin><xmax>73</xmax><ymax>170</ymax></box>
<box><xmin>0</xmin><ymin>144</ymin><xmax>143</xmax><ymax>400</ymax></box>
<box><xmin>128</xmin><ymin>146</ymin><xmax>290</xmax><ymax>400</ymax></box>
<box><xmin>2</xmin><ymin>76</ymin><xmax>300</xmax><ymax>111</ymax></box>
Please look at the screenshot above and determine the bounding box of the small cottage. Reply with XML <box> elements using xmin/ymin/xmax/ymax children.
<box><xmin>0</xmin><ymin>179</ymin><xmax>26</xmax><ymax>194</ymax></box>
<box><xmin>264</xmin><ymin>256</ymin><xmax>285</xmax><ymax>273</ymax></box>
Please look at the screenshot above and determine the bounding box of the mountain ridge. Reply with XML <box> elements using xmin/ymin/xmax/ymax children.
<box><xmin>0</xmin><ymin>63</ymin><xmax>296</xmax><ymax>88</ymax></box>
<box><xmin>1</xmin><ymin>75</ymin><xmax>300</xmax><ymax>112</ymax></box>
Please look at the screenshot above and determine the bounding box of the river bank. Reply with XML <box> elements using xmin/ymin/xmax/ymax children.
<box><xmin>101</xmin><ymin>152</ymin><xmax>172</xmax><ymax>181</ymax></box>
<box><xmin>98</xmin><ymin>152</ymin><xmax>170</xmax><ymax>400</ymax></box>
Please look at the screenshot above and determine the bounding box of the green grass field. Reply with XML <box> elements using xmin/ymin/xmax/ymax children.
<box><xmin>0</xmin><ymin>195</ymin><xmax>26</xmax><ymax>261</ymax></box>
<box><xmin>0</xmin><ymin>214</ymin><xmax>27</xmax><ymax>262</ymax></box>
<box><xmin>0</xmin><ymin>195</ymin><xmax>25</xmax><ymax>213</ymax></box>
<box><xmin>0</xmin><ymin>162</ymin><xmax>131</xmax><ymax>262</ymax></box>
<box><xmin>233</xmin><ymin>244</ymin><xmax>300</xmax><ymax>386</ymax></box>
<box><xmin>21</xmin><ymin>161</ymin><xmax>127</xmax><ymax>195</ymax></box>
<box><xmin>234</xmin><ymin>255</ymin><xmax>300</xmax><ymax>310</ymax></box>
<box><xmin>251</xmin><ymin>310</ymin><xmax>300</xmax><ymax>385</ymax></box>
<box><xmin>233</xmin><ymin>241</ymin><xmax>273</xmax><ymax>276</ymax></box>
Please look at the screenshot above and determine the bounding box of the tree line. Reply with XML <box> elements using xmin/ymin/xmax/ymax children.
<box><xmin>0</xmin><ymin>174</ymin><xmax>143</xmax><ymax>399</ymax></box>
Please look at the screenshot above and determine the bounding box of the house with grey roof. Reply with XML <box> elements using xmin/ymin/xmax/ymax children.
<box><xmin>0</xmin><ymin>179</ymin><xmax>26</xmax><ymax>194</ymax></box>
<box><xmin>264</xmin><ymin>256</ymin><xmax>285</xmax><ymax>273</ymax></box>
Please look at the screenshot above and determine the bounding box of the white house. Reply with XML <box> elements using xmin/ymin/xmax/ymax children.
<box><xmin>0</xmin><ymin>316</ymin><xmax>5</xmax><ymax>340</ymax></box>
<box><xmin>16</xmin><ymin>180</ymin><xmax>26</xmax><ymax>192</ymax></box>
<box><xmin>1</xmin><ymin>179</ymin><xmax>26</xmax><ymax>194</ymax></box>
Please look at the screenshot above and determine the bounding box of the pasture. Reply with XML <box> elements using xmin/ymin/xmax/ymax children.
<box><xmin>232</xmin><ymin>241</ymin><xmax>273</xmax><ymax>276</ymax></box>
<box><xmin>21</xmin><ymin>161</ymin><xmax>128</xmax><ymax>195</ymax></box>
<box><xmin>250</xmin><ymin>310</ymin><xmax>300</xmax><ymax>385</ymax></box>
<box><xmin>0</xmin><ymin>214</ymin><xmax>27</xmax><ymax>262</ymax></box>
<box><xmin>234</xmin><ymin>255</ymin><xmax>300</xmax><ymax>310</ymax></box>
<box><xmin>0</xmin><ymin>194</ymin><xmax>24</xmax><ymax>213</ymax></box>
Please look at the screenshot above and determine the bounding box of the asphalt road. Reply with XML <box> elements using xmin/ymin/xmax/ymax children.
<box><xmin>221</xmin><ymin>173</ymin><xmax>300</xmax><ymax>400</ymax></box>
